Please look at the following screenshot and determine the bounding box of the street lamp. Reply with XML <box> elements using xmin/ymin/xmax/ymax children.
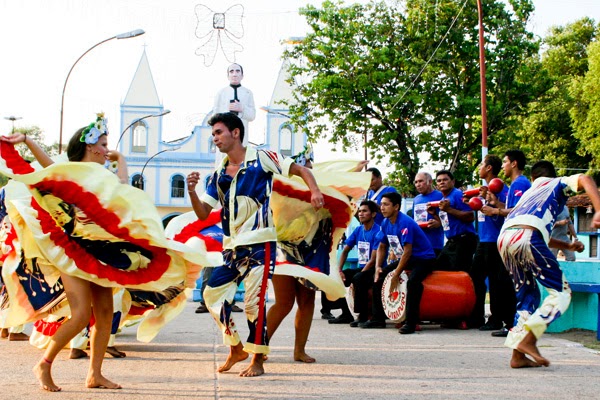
<box><xmin>116</xmin><ymin>109</ymin><xmax>171</xmax><ymax>149</ymax></box>
<box><xmin>476</xmin><ymin>0</ymin><xmax>488</xmax><ymax>160</ymax></box>
<box><xmin>133</xmin><ymin>146</ymin><xmax>181</xmax><ymax>190</ymax></box>
<box><xmin>4</xmin><ymin>115</ymin><xmax>22</xmax><ymax>134</ymax></box>
<box><xmin>58</xmin><ymin>28</ymin><xmax>145</xmax><ymax>154</ymax></box>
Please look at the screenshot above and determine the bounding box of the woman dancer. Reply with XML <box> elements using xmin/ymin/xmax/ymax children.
<box><xmin>2</xmin><ymin>115</ymin><xmax>126</xmax><ymax>391</ymax></box>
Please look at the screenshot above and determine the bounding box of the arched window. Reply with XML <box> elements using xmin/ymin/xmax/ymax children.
<box><xmin>171</xmin><ymin>174</ymin><xmax>185</xmax><ymax>198</ymax></box>
<box><xmin>280</xmin><ymin>125</ymin><xmax>293</xmax><ymax>156</ymax></box>
<box><xmin>131</xmin><ymin>173</ymin><xmax>144</xmax><ymax>190</ymax></box>
<box><xmin>132</xmin><ymin>122</ymin><xmax>147</xmax><ymax>153</ymax></box>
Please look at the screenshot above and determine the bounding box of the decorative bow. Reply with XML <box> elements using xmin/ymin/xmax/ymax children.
<box><xmin>194</xmin><ymin>4</ymin><xmax>245</xmax><ymax>67</ymax></box>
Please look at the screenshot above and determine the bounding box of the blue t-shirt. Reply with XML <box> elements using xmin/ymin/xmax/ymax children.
<box><xmin>439</xmin><ymin>188</ymin><xmax>476</xmax><ymax>239</ymax></box>
<box><xmin>506</xmin><ymin>174</ymin><xmax>531</xmax><ymax>209</ymax></box>
<box><xmin>345</xmin><ymin>223</ymin><xmax>381</xmax><ymax>269</ymax></box>
<box><xmin>366</xmin><ymin>185</ymin><xmax>398</xmax><ymax>225</ymax></box>
<box><xmin>478</xmin><ymin>183</ymin><xmax>508</xmax><ymax>243</ymax></box>
<box><xmin>413</xmin><ymin>190</ymin><xmax>444</xmax><ymax>250</ymax></box>
<box><xmin>376</xmin><ymin>212</ymin><xmax>435</xmax><ymax>262</ymax></box>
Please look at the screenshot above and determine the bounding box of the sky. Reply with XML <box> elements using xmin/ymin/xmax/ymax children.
<box><xmin>1</xmin><ymin>0</ymin><xmax>599</xmax><ymax>161</ymax></box>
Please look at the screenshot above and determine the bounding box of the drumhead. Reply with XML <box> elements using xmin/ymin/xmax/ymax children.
<box><xmin>382</xmin><ymin>272</ymin><xmax>408</xmax><ymax>322</ymax></box>
<box><xmin>346</xmin><ymin>283</ymin><xmax>355</xmax><ymax>314</ymax></box>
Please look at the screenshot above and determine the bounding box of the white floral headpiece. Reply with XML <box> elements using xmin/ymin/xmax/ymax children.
<box><xmin>80</xmin><ymin>112</ymin><xmax>108</xmax><ymax>144</ymax></box>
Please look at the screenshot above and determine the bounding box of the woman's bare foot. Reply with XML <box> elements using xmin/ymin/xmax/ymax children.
<box><xmin>70</xmin><ymin>348</ymin><xmax>88</xmax><ymax>359</ymax></box>
<box><xmin>106</xmin><ymin>346</ymin><xmax>126</xmax><ymax>358</ymax></box>
<box><xmin>239</xmin><ymin>354</ymin><xmax>265</xmax><ymax>377</ymax></box>
<box><xmin>86</xmin><ymin>374</ymin><xmax>122</xmax><ymax>389</ymax></box>
<box><xmin>294</xmin><ymin>351</ymin><xmax>316</xmax><ymax>363</ymax></box>
<box><xmin>516</xmin><ymin>331</ymin><xmax>550</xmax><ymax>367</ymax></box>
<box><xmin>510</xmin><ymin>349</ymin><xmax>541</xmax><ymax>368</ymax></box>
<box><xmin>33</xmin><ymin>360</ymin><xmax>61</xmax><ymax>392</ymax></box>
<box><xmin>8</xmin><ymin>332</ymin><xmax>29</xmax><ymax>341</ymax></box>
<box><xmin>218</xmin><ymin>345</ymin><xmax>249</xmax><ymax>373</ymax></box>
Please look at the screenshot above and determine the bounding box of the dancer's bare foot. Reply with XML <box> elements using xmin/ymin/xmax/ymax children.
<box><xmin>218</xmin><ymin>344</ymin><xmax>249</xmax><ymax>373</ymax></box>
<box><xmin>106</xmin><ymin>346</ymin><xmax>126</xmax><ymax>358</ymax></box>
<box><xmin>69</xmin><ymin>348</ymin><xmax>88</xmax><ymax>359</ymax></box>
<box><xmin>239</xmin><ymin>354</ymin><xmax>265</xmax><ymax>377</ymax></box>
<box><xmin>8</xmin><ymin>332</ymin><xmax>29</xmax><ymax>341</ymax></box>
<box><xmin>0</xmin><ymin>328</ymin><xmax>8</xmax><ymax>339</ymax></box>
<box><xmin>34</xmin><ymin>359</ymin><xmax>61</xmax><ymax>392</ymax></box>
<box><xmin>510</xmin><ymin>349</ymin><xmax>541</xmax><ymax>368</ymax></box>
<box><xmin>516</xmin><ymin>331</ymin><xmax>550</xmax><ymax>367</ymax></box>
<box><xmin>86</xmin><ymin>374</ymin><xmax>122</xmax><ymax>389</ymax></box>
<box><xmin>294</xmin><ymin>351</ymin><xmax>316</xmax><ymax>363</ymax></box>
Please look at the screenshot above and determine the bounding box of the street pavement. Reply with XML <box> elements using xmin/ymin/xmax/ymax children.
<box><xmin>2</xmin><ymin>292</ymin><xmax>600</xmax><ymax>399</ymax></box>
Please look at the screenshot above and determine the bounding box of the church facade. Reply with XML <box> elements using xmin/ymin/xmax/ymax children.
<box><xmin>118</xmin><ymin>51</ymin><xmax>306</xmax><ymax>226</ymax></box>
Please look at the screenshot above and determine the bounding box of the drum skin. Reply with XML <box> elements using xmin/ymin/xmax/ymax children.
<box><xmin>418</xmin><ymin>271</ymin><xmax>475</xmax><ymax>320</ymax></box>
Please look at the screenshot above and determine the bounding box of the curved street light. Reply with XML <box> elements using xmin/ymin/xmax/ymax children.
<box><xmin>116</xmin><ymin>109</ymin><xmax>171</xmax><ymax>149</ymax></box>
<box><xmin>58</xmin><ymin>28</ymin><xmax>145</xmax><ymax>153</ymax></box>
<box><xmin>4</xmin><ymin>115</ymin><xmax>22</xmax><ymax>134</ymax></box>
<box><xmin>133</xmin><ymin>146</ymin><xmax>182</xmax><ymax>189</ymax></box>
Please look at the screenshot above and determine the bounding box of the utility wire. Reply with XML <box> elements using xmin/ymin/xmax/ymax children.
<box><xmin>388</xmin><ymin>0</ymin><xmax>470</xmax><ymax>114</ymax></box>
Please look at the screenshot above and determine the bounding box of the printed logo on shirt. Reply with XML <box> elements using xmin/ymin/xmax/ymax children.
<box><xmin>414</xmin><ymin>204</ymin><xmax>428</xmax><ymax>223</ymax></box>
<box><xmin>439</xmin><ymin>211</ymin><xmax>450</xmax><ymax>231</ymax></box>
<box><xmin>387</xmin><ymin>234</ymin><xmax>404</xmax><ymax>261</ymax></box>
<box><xmin>401</xmin><ymin>228</ymin><xmax>408</xmax><ymax>236</ymax></box>
<box><xmin>514</xmin><ymin>190</ymin><xmax>523</xmax><ymax>197</ymax></box>
<box><xmin>357</xmin><ymin>241</ymin><xmax>370</xmax><ymax>265</ymax></box>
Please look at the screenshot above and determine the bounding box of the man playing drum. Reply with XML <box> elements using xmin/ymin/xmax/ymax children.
<box><xmin>362</xmin><ymin>192</ymin><xmax>436</xmax><ymax>334</ymax></box>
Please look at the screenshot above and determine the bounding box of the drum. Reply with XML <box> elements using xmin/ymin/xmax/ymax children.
<box><xmin>382</xmin><ymin>272</ymin><xmax>408</xmax><ymax>322</ymax></box>
<box><xmin>382</xmin><ymin>270</ymin><xmax>475</xmax><ymax>322</ymax></box>
<box><xmin>346</xmin><ymin>283</ymin><xmax>355</xmax><ymax>314</ymax></box>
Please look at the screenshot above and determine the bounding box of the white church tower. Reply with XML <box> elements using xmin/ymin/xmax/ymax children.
<box><xmin>257</xmin><ymin>59</ymin><xmax>306</xmax><ymax>156</ymax></box>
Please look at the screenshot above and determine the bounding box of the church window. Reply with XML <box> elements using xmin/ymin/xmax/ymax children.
<box><xmin>132</xmin><ymin>173</ymin><xmax>144</xmax><ymax>190</ymax></box>
<box><xmin>280</xmin><ymin>125</ymin><xmax>293</xmax><ymax>157</ymax></box>
<box><xmin>171</xmin><ymin>174</ymin><xmax>185</xmax><ymax>198</ymax></box>
<box><xmin>132</xmin><ymin>122</ymin><xmax>147</xmax><ymax>153</ymax></box>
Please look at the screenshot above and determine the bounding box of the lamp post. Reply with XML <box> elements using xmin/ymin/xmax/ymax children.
<box><xmin>4</xmin><ymin>115</ymin><xmax>22</xmax><ymax>134</ymax></box>
<box><xmin>59</xmin><ymin>28</ymin><xmax>145</xmax><ymax>154</ymax></box>
<box><xmin>476</xmin><ymin>0</ymin><xmax>488</xmax><ymax>160</ymax></box>
<box><xmin>133</xmin><ymin>146</ymin><xmax>181</xmax><ymax>190</ymax></box>
<box><xmin>116</xmin><ymin>109</ymin><xmax>171</xmax><ymax>149</ymax></box>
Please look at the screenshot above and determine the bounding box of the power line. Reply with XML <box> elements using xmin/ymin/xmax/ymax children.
<box><xmin>388</xmin><ymin>0</ymin><xmax>470</xmax><ymax>115</ymax></box>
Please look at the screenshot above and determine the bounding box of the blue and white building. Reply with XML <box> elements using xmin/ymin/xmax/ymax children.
<box><xmin>119</xmin><ymin>51</ymin><xmax>306</xmax><ymax>226</ymax></box>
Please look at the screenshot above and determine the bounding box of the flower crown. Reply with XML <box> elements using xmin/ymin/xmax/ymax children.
<box><xmin>293</xmin><ymin>143</ymin><xmax>314</xmax><ymax>167</ymax></box>
<box><xmin>80</xmin><ymin>112</ymin><xmax>108</xmax><ymax>145</ymax></box>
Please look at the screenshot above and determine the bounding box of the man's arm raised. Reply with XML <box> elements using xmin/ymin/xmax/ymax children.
<box><xmin>187</xmin><ymin>171</ymin><xmax>213</xmax><ymax>220</ymax></box>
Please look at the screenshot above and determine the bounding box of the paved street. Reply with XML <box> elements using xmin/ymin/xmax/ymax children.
<box><xmin>2</xmin><ymin>292</ymin><xmax>600</xmax><ymax>399</ymax></box>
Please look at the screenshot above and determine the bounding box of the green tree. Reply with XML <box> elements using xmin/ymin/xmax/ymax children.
<box><xmin>0</xmin><ymin>126</ymin><xmax>59</xmax><ymax>187</ymax></box>
<box><xmin>285</xmin><ymin>0</ymin><xmax>539</xmax><ymax>193</ymax></box>
<box><xmin>12</xmin><ymin>126</ymin><xmax>60</xmax><ymax>161</ymax></box>
<box><xmin>571</xmin><ymin>40</ymin><xmax>600</xmax><ymax>170</ymax></box>
<box><xmin>513</xmin><ymin>18</ymin><xmax>597</xmax><ymax>175</ymax></box>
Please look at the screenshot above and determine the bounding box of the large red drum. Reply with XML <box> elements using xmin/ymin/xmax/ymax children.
<box><xmin>382</xmin><ymin>270</ymin><xmax>475</xmax><ymax>322</ymax></box>
<box><xmin>419</xmin><ymin>271</ymin><xmax>475</xmax><ymax>320</ymax></box>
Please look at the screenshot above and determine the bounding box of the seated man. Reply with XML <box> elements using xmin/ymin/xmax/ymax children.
<box><xmin>329</xmin><ymin>200</ymin><xmax>380</xmax><ymax>326</ymax></box>
<box><xmin>362</xmin><ymin>192</ymin><xmax>436</xmax><ymax>334</ymax></box>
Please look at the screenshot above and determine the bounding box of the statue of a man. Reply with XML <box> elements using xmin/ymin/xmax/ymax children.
<box><xmin>212</xmin><ymin>63</ymin><xmax>256</xmax><ymax>146</ymax></box>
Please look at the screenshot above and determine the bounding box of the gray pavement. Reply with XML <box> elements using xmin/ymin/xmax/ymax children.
<box><xmin>2</xmin><ymin>291</ymin><xmax>600</xmax><ymax>399</ymax></box>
